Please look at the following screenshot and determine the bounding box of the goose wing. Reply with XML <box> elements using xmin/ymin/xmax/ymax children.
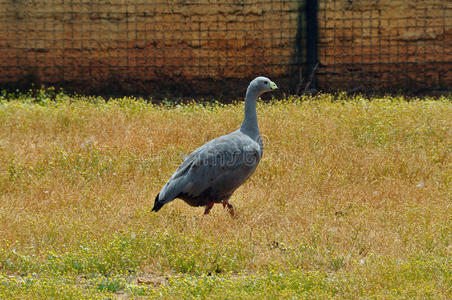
<box><xmin>155</xmin><ymin>130</ymin><xmax>262</xmax><ymax>208</ymax></box>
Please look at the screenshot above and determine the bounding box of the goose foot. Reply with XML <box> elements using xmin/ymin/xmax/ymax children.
<box><xmin>222</xmin><ymin>200</ymin><xmax>235</xmax><ymax>217</ymax></box>
<box><xmin>204</xmin><ymin>202</ymin><xmax>215</xmax><ymax>215</ymax></box>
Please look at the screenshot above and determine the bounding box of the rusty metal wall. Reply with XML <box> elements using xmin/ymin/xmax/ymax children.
<box><xmin>0</xmin><ymin>0</ymin><xmax>450</xmax><ymax>97</ymax></box>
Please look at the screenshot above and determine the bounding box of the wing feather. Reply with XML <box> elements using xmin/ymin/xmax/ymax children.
<box><xmin>157</xmin><ymin>131</ymin><xmax>262</xmax><ymax>205</ymax></box>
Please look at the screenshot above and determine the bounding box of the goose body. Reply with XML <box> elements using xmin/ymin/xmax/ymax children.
<box><xmin>153</xmin><ymin>76</ymin><xmax>278</xmax><ymax>215</ymax></box>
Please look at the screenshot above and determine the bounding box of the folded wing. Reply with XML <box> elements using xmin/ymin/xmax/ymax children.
<box><xmin>155</xmin><ymin>130</ymin><xmax>262</xmax><ymax>208</ymax></box>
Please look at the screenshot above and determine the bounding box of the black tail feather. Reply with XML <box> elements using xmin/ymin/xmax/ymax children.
<box><xmin>152</xmin><ymin>193</ymin><xmax>164</xmax><ymax>212</ymax></box>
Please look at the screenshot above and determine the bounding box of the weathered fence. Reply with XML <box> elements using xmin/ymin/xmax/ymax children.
<box><xmin>0</xmin><ymin>0</ymin><xmax>450</xmax><ymax>97</ymax></box>
<box><xmin>317</xmin><ymin>0</ymin><xmax>451</xmax><ymax>93</ymax></box>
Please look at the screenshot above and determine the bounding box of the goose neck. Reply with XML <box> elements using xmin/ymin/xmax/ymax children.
<box><xmin>240</xmin><ymin>86</ymin><xmax>260</xmax><ymax>138</ymax></box>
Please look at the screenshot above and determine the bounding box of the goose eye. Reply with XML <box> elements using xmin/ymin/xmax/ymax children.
<box><xmin>263</xmin><ymin>81</ymin><xmax>269</xmax><ymax>85</ymax></box>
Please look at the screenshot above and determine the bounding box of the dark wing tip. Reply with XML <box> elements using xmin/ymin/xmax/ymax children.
<box><xmin>152</xmin><ymin>193</ymin><xmax>164</xmax><ymax>212</ymax></box>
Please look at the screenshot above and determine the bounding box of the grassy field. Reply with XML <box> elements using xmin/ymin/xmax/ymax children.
<box><xmin>0</xmin><ymin>90</ymin><xmax>450</xmax><ymax>298</ymax></box>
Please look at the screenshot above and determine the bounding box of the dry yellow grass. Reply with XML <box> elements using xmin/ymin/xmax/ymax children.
<box><xmin>0</xmin><ymin>93</ymin><xmax>450</xmax><ymax>298</ymax></box>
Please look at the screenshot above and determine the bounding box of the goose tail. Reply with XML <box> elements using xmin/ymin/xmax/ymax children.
<box><xmin>152</xmin><ymin>193</ymin><xmax>164</xmax><ymax>212</ymax></box>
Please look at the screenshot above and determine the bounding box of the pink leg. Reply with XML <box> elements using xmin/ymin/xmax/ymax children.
<box><xmin>204</xmin><ymin>202</ymin><xmax>215</xmax><ymax>215</ymax></box>
<box><xmin>222</xmin><ymin>200</ymin><xmax>235</xmax><ymax>217</ymax></box>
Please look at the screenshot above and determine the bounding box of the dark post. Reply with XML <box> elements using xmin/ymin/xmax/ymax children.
<box><xmin>292</xmin><ymin>0</ymin><xmax>304</xmax><ymax>93</ymax></box>
<box><xmin>306</xmin><ymin>0</ymin><xmax>318</xmax><ymax>90</ymax></box>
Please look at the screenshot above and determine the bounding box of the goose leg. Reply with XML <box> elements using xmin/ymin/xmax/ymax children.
<box><xmin>204</xmin><ymin>202</ymin><xmax>215</xmax><ymax>215</ymax></box>
<box><xmin>222</xmin><ymin>200</ymin><xmax>235</xmax><ymax>217</ymax></box>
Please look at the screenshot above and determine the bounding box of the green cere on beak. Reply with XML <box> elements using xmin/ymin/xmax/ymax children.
<box><xmin>270</xmin><ymin>81</ymin><xmax>278</xmax><ymax>90</ymax></box>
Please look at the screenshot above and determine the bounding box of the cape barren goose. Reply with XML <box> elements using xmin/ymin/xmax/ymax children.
<box><xmin>153</xmin><ymin>76</ymin><xmax>278</xmax><ymax>215</ymax></box>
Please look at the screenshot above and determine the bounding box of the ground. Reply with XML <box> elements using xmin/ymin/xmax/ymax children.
<box><xmin>0</xmin><ymin>90</ymin><xmax>450</xmax><ymax>298</ymax></box>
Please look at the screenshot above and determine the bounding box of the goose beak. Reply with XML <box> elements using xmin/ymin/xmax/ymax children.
<box><xmin>270</xmin><ymin>81</ymin><xmax>278</xmax><ymax>90</ymax></box>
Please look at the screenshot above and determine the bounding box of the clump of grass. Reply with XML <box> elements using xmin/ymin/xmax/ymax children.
<box><xmin>0</xmin><ymin>92</ymin><xmax>451</xmax><ymax>298</ymax></box>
